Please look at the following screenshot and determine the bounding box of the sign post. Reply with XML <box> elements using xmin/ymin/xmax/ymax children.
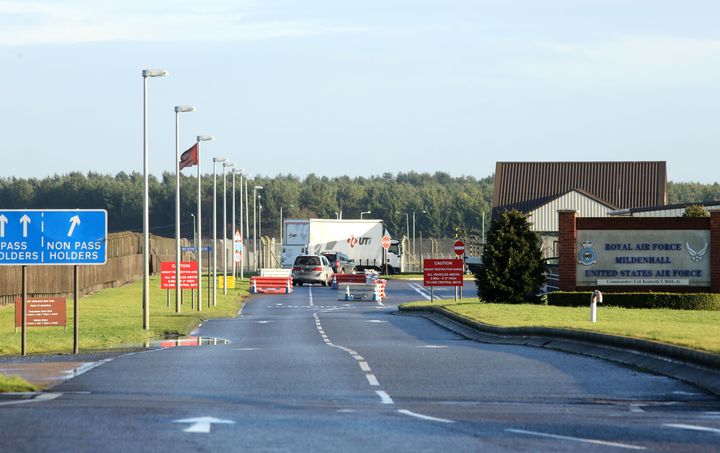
<box><xmin>381</xmin><ymin>235</ymin><xmax>391</xmax><ymax>276</ymax></box>
<box><xmin>423</xmin><ymin>259</ymin><xmax>464</xmax><ymax>302</ymax></box>
<box><xmin>0</xmin><ymin>209</ymin><xmax>108</xmax><ymax>355</ymax></box>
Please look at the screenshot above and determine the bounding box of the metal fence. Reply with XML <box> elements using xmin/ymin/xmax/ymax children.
<box><xmin>0</xmin><ymin>232</ymin><xmax>186</xmax><ymax>305</ymax></box>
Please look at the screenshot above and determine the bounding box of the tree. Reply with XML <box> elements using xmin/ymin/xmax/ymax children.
<box><xmin>474</xmin><ymin>209</ymin><xmax>545</xmax><ymax>304</ymax></box>
<box><xmin>682</xmin><ymin>204</ymin><xmax>709</xmax><ymax>218</ymax></box>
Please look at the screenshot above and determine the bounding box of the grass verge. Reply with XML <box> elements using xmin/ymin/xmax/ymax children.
<box><xmin>401</xmin><ymin>299</ymin><xmax>720</xmax><ymax>353</ymax></box>
<box><xmin>0</xmin><ymin>374</ymin><xmax>37</xmax><ymax>392</ymax></box>
<box><xmin>0</xmin><ymin>275</ymin><xmax>249</xmax><ymax>356</ymax></box>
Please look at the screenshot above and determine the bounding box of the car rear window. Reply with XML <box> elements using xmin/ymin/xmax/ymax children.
<box><xmin>295</xmin><ymin>256</ymin><xmax>320</xmax><ymax>266</ymax></box>
<box><xmin>322</xmin><ymin>253</ymin><xmax>337</xmax><ymax>262</ymax></box>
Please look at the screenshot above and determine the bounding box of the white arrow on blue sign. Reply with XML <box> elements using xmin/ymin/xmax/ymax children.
<box><xmin>0</xmin><ymin>209</ymin><xmax>107</xmax><ymax>266</ymax></box>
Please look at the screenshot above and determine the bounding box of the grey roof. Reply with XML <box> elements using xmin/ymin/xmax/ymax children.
<box><xmin>492</xmin><ymin>161</ymin><xmax>666</xmax><ymax>218</ymax></box>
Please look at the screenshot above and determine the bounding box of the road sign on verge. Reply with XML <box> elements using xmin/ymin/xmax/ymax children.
<box><xmin>160</xmin><ymin>261</ymin><xmax>199</xmax><ymax>289</ymax></box>
<box><xmin>15</xmin><ymin>297</ymin><xmax>66</xmax><ymax>327</ymax></box>
<box><xmin>381</xmin><ymin>235</ymin><xmax>391</xmax><ymax>250</ymax></box>
<box><xmin>453</xmin><ymin>240</ymin><xmax>465</xmax><ymax>256</ymax></box>
<box><xmin>0</xmin><ymin>209</ymin><xmax>107</xmax><ymax>265</ymax></box>
<box><xmin>423</xmin><ymin>259</ymin><xmax>464</xmax><ymax>287</ymax></box>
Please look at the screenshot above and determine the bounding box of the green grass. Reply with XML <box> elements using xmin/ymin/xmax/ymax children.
<box><xmin>0</xmin><ymin>374</ymin><xmax>37</xmax><ymax>392</ymax></box>
<box><xmin>402</xmin><ymin>298</ymin><xmax>720</xmax><ymax>353</ymax></box>
<box><xmin>0</xmin><ymin>276</ymin><xmax>249</xmax><ymax>356</ymax></box>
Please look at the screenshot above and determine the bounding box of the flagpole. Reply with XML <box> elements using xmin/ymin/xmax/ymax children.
<box><xmin>175</xmin><ymin>106</ymin><xmax>195</xmax><ymax>314</ymax></box>
<box><xmin>195</xmin><ymin>135</ymin><xmax>214</xmax><ymax>311</ymax></box>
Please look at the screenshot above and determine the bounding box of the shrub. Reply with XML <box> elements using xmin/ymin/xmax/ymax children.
<box><xmin>547</xmin><ymin>292</ymin><xmax>720</xmax><ymax>310</ymax></box>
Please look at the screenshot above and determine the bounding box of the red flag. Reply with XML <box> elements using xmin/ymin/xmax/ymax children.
<box><xmin>179</xmin><ymin>143</ymin><xmax>198</xmax><ymax>169</ymax></box>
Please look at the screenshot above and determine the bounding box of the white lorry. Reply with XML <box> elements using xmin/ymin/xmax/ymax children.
<box><xmin>282</xmin><ymin>219</ymin><xmax>402</xmax><ymax>273</ymax></box>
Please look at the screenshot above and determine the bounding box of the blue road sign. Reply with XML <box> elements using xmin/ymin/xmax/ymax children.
<box><xmin>0</xmin><ymin>209</ymin><xmax>107</xmax><ymax>265</ymax></box>
<box><xmin>180</xmin><ymin>245</ymin><xmax>212</xmax><ymax>253</ymax></box>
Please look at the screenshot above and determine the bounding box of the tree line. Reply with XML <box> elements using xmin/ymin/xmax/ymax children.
<box><xmin>0</xmin><ymin>172</ymin><xmax>716</xmax><ymax>239</ymax></box>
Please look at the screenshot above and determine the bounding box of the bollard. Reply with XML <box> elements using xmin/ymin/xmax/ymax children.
<box><xmin>591</xmin><ymin>290</ymin><xmax>603</xmax><ymax>322</ymax></box>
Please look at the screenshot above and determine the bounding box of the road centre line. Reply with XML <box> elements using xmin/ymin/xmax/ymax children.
<box><xmin>308</xmin><ymin>286</ymin><xmax>314</xmax><ymax>307</ymax></box>
<box><xmin>664</xmin><ymin>423</ymin><xmax>720</xmax><ymax>434</ymax></box>
<box><xmin>312</xmin><ymin>312</ymin><xmax>390</xmax><ymax>402</ymax></box>
<box><xmin>0</xmin><ymin>392</ymin><xmax>63</xmax><ymax>407</ymax></box>
<box><xmin>409</xmin><ymin>283</ymin><xmax>442</xmax><ymax>300</ymax></box>
<box><xmin>505</xmin><ymin>429</ymin><xmax>646</xmax><ymax>450</ymax></box>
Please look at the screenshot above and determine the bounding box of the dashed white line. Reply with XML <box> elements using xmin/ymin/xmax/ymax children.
<box><xmin>365</xmin><ymin>374</ymin><xmax>380</xmax><ymax>386</ymax></box>
<box><xmin>308</xmin><ymin>286</ymin><xmax>314</xmax><ymax>307</ymax></box>
<box><xmin>505</xmin><ymin>429</ymin><xmax>646</xmax><ymax>450</ymax></box>
<box><xmin>376</xmin><ymin>391</ymin><xmax>394</xmax><ymax>405</ymax></box>
<box><xmin>398</xmin><ymin>409</ymin><xmax>454</xmax><ymax>424</ymax></box>
<box><xmin>358</xmin><ymin>361</ymin><xmax>371</xmax><ymax>372</ymax></box>
<box><xmin>664</xmin><ymin>423</ymin><xmax>720</xmax><ymax>435</ymax></box>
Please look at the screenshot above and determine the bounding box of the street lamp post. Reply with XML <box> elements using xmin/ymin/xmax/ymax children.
<box><xmin>222</xmin><ymin>162</ymin><xmax>234</xmax><ymax>295</ymax></box>
<box><xmin>212</xmin><ymin>157</ymin><xmax>227</xmax><ymax>307</ymax></box>
<box><xmin>253</xmin><ymin>185</ymin><xmax>263</xmax><ymax>272</ymax></box>
<box><xmin>174</xmin><ymin>105</ymin><xmax>195</xmax><ymax>314</ymax></box>
<box><xmin>361</xmin><ymin>210</ymin><xmax>371</xmax><ymax>219</ymax></box>
<box><xmin>412</xmin><ymin>210</ymin><xmax>426</xmax><ymax>257</ymax></box>
<box><xmin>244</xmin><ymin>176</ymin><xmax>250</xmax><ymax>275</ymax></box>
<box><xmin>196</xmin><ymin>135</ymin><xmax>214</xmax><ymax>312</ymax></box>
<box><xmin>258</xmin><ymin>202</ymin><xmax>263</xmax><ymax>269</ymax></box>
<box><xmin>141</xmin><ymin>68</ymin><xmax>168</xmax><ymax>331</ymax></box>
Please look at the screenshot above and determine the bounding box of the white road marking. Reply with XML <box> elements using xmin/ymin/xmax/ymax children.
<box><xmin>629</xmin><ymin>404</ymin><xmax>645</xmax><ymax>413</ymax></box>
<box><xmin>173</xmin><ymin>416</ymin><xmax>235</xmax><ymax>434</ymax></box>
<box><xmin>664</xmin><ymin>423</ymin><xmax>720</xmax><ymax>434</ymax></box>
<box><xmin>365</xmin><ymin>374</ymin><xmax>380</xmax><ymax>386</ymax></box>
<box><xmin>672</xmin><ymin>391</ymin><xmax>702</xmax><ymax>396</ymax></box>
<box><xmin>256</xmin><ymin>320</ymin><xmax>271</xmax><ymax>324</ymax></box>
<box><xmin>376</xmin><ymin>391</ymin><xmax>394</xmax><ymax>405</ymax></box>
<box><xmin>0</xmin><ymin>392</ymin><xmax>63</xmax><ymax>406</ymax></box>
<box><xmin>418</xmin><ymin>345</ymin><xmax>447</xmax><ymax>349</ymax></box>
<box><xmin>701</xmin><ymin>412</ymin><xmax>720</xmax><ymax>420</ymax></box>
<box><xmin>409</xmin><ymin>283</ymin><xmax>431</xmax><ymax>300</ymax></box>
<box><xmin>308</xmin><ymin>286</ymin><xmax>314</xmax><ymax>307</ymax></box>
<box><xmin>233</xmin><ymin>348</ymin><xmax>259</xmax><ymax>351</ymax></box>
<box><xmin>398</xmin><ymin>409</ymin><xmax>454</xmax><ymax>424</ymax></box>
<box><xmin>358</xmin><ymin>361</ymin><xmax>371</xmax><ymax>372</ymax></box>
<box><xmin>352</xmin><ymin>354</ymin><xmax>365</xmax><ymax>361</ymax></box>
<box><xmin>505</xmin><ymin>429</ymin><xmax>646</xmax><ymax>450</ymax></box>
<box><xmin>366</xmin><ymin>320</ymin><xmax>387</xmax><ymax>323</ymax></box>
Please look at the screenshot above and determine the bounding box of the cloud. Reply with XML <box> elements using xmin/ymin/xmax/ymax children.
<box><xmin>0</xmin><ymin>0</ymin><xmax>365</xmax><ymax>45</ymax></box>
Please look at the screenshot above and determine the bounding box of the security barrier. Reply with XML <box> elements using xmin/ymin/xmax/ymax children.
<box><xmin>250</xmin><ymin>276</ymin><xmax>293</xmax><ymax>294</ymax></box>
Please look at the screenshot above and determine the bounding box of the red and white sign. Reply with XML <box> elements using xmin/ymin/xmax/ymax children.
<box><xmin>234</xmin><ymin>251</ymin><xmax>242</xmax><ymax>263</ymax></box>
<box><xmin>160</xmin><ymin>261</ymin><xmax>199</xmax><ymax>289</ymax></box>
<box><xmin>381</xmin><ymin>235</ymin><xmax>392</xmax><ymax>250</ymax></box>
<box><xmin>423</xmin><ymin>259</ymin><xmax>464</xmax><ymax>287</ymax></box>
<box><xmin>453</xmin><ymin>240</ymin><xmax>465</xmax><ymax>256</ymax></box>
<box><xmin>15</xmin><ymin>297</ymin><xmax>67</xmax><ymax>327</ymax></box>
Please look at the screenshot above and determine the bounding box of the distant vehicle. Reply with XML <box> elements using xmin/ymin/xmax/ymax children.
<box><xmin>291</xmin><ymin>254</ymin><xmax>334</xmax><ymax>286</ymax></box>
<box><xmin>282</xmin><ymin>219</ymin><xmax>402</xmax><ymax>273</ymax></box>
<box><xmin>321</xmin><ymin>251</ymin><xmax>356</xmax><ymax>274</ymax></box>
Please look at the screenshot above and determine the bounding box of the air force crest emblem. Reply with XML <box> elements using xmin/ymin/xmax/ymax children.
<box><xmin>578</xmin><ymin>240</ymin><xmax>597</xmax><ymax>266</ymax></box>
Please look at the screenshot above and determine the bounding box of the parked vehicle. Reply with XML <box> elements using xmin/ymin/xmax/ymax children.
<box><xmin>291</xmin><ymin>254</ymin><xmax>334</xmax><ymax>286</ymax></box>
<box><xmin>282</xmin><ymin>219</ymin><xmax>402</xmax><ymax>273</ymax></box>
<box><xmin>321</xmin><ymin>251</ymin><xmax>356</xmax><ymax>274</ymax></box>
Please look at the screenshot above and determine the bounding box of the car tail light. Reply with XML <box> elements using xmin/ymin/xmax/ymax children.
<box><xmin>292</xmin><ymin>266</ymin><xmax>301</xmax><ymax>271</ymax></box>
<box><xmin>335</xmin><ymin>262</ymin><xmax>340</xmax><ymax>271</ymax></box>
<box><xmin>313</xmin><ymin>266</ymin><xmax>323</xmax><ymax>271</ymax></box>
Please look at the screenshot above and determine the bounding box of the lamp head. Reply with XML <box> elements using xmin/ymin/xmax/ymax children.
<box><xmin>175</xmin><ymin>105</ymin><xmax>196</xmax><ymax>113</ymax></box>
<box><xmin>197</xmin><ymin>135</ymin><xmax>214</xmax><ymax>142</ymax></box>
<box><xmin>213</xmin><ymin>157</ymin><xmax>227</xmax><ymax>163</ymax></box>
<box><xmin>142</xmin><ymin>69</ymin><xmax>169</xmax><ymax>77</ymax></box>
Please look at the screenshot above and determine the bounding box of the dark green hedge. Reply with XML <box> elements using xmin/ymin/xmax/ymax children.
<box><xmin>547</xmin><ymin>292</ymin><xmax>720</xmax><ymax>311</ymax></box>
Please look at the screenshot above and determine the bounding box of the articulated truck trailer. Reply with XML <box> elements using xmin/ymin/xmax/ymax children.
<box><xmin>282</xmin><ymin>219</ymin><xmax>402</xmax><ymax>273</ymax></box>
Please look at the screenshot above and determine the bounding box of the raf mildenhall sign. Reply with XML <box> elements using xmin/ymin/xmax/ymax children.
<box><xmin>576</xmin><ymin>230</ymin><xmax>710</xmax><ymax>286</ymax></box>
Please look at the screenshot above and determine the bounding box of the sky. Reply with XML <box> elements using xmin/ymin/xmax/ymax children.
<box><xmin>1</xmin><ymin>0</ymin><xmax>720</xmax><ymax>183</ymax></box>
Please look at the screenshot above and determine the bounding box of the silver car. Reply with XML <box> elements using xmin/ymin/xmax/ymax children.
<box><xmin>292</xmin><ymin>254</ymin><xmax>334</xmax><ymax>286</ymax></box>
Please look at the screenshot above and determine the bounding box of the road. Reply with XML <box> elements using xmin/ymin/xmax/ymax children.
<box><xmin>1</xmin><ymin>280</ymin><xmax>719</xmax><ymax>452</ymax></box>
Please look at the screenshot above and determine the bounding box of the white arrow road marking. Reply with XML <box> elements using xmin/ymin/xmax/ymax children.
<box><xmin>174</xmin><ymin>416</ymin><xmax>235</xmax><ymax>433</ymax></box>
<box><xmin>20</xmin><ymin>214</ymin><xmax>31</xmax><ymax>237</ymax></box>
<box><xmin>67</xmin><ymin>215</ymin><xmax>81</xmax><ymax>237</ymax></box>
<box><xmin>0</xmin><ymin>214</ymin><xmax>7</xmax><ymax>237</ymax></box>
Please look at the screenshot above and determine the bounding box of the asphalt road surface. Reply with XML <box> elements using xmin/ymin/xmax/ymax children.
<box><xmin>1</xmin><ymin>280</ymin><xmax>719</xmax><ymax>452</ymax></box>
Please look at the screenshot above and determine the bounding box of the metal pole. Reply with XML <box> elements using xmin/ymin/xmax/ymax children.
<box><xmin>412</xmin><ymin>211</ymin><xmax>416</xmax><ymax>257</ymax></box>
<box><xmin>21</xmin><ymin>265</ymin><xmax>27</xmax><ymax>356</ymax></box>
<box><xmin>232</xmin><ymin>170</ymin><xmax>236</xmax><ymax>279</ymax></box>
<box><xmin>142</xmin><ymin>74</ymin><xmax>150</xmax><ymax>331</ymax></box>
<box><xmin>259</xmin><ymin>203</ymin><xmax>263</xmax><ymax>269</ymax></box>
<box><xmin>240</xmin><ymin>172</ymin><xmax>245</xmax><ymax>279</ymax></box>
<box><xmin>174</xmin><ymin>110</ymin><xmax>181</xmax><ymax>313</ymax></box>
<box><xmin>212</xmin><ymin>161</ymin><xmax>217</xmax><ymax>306</ymax></box>
<box><xmin>245</xmin><ymin>178</ymin><xmax>250</xmax><ymax>274</ymax></box>
<box><xmin>196</xmin><ymin>140</ymin><xmax>202</xmax><ymax>312</ymax></box>
<box><xmin>253</xmin><ymin>187</ymin><xmax>257</xmax><ymax>272</ymax></box>
<box><xmin>222</xmin><ymin>164</ymin><xmax>228</xmax><ymax>296</ymax></box>
<box><xmin>73</xmin><ymin>265</ymin><xmax>79</xmax><ymax>354</ymax></box>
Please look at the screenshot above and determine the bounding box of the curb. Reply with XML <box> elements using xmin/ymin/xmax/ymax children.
<box><xmin>398</xmin><ymin>305</ymin><xmax>720</xmax><ymax>397</ymax></box>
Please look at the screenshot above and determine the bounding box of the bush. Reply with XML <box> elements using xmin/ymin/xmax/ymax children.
<box><xmin>474</xmin><ymin>210</ymin><xmax>545</xmax><ymax>304</ymax></box>
<box><xmin>547</xmin><ymin>292</ymin><xmax>720</xmax><ymax>310</ymax></box>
